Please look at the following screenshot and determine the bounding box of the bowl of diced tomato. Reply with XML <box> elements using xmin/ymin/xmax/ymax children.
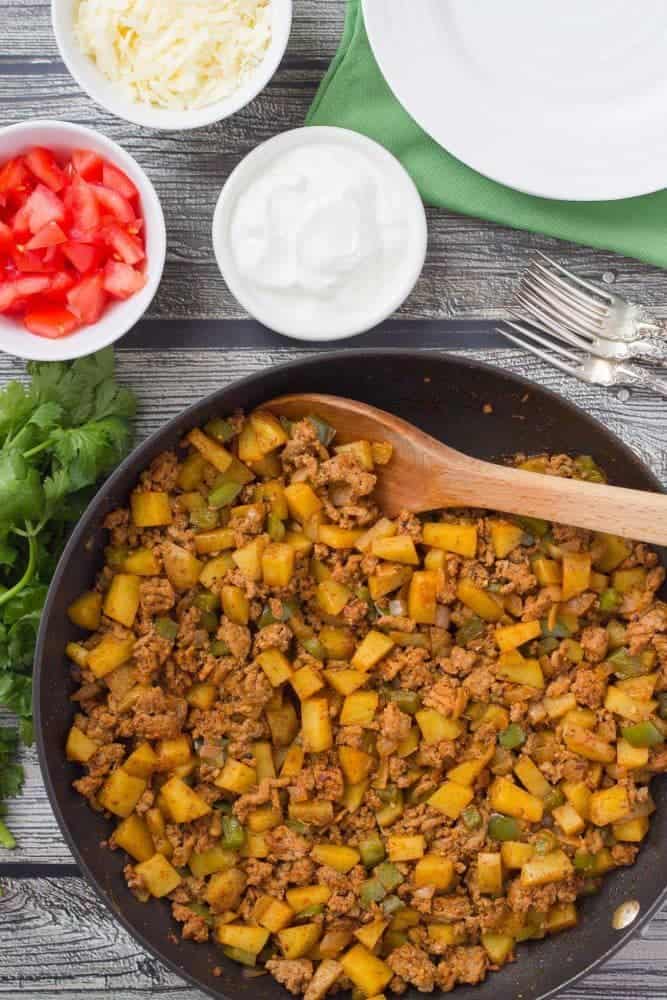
<box><xmin>0</xmin><ymin>119</ymin><xmax>166</xmax><ymax>360</ymax></box>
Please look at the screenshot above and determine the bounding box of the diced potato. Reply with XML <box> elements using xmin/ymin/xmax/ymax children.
<box><xmin>232</xmin><ymin>537</ymin><xmax>267</xmax><ymax>582</ymax></box>
<box><xmin>477</xmin><ymin>852</ymin><xmax>503</xmax><ymax>895</ymax></box>
<box><xmin>160</xmin><ymin>776</ymin><xmax>211</xmax><ymax>822</ymax></box>
<box><xmin>186</xmin><ymin>681</ymin><xmax>218</xmax><ymax>711</ymax></box>
<box><xmin>194</xmin><ymin>529</ymin><xmax>236</xmax><ymax>555</ymax></box>
<box><xmin>324</xmin><ymin>669</ymin><xmax>367</xmax><ymax>696</ymax></box>
<box><xmin>218</xmin><ymin>584</ymin><xmax>248</xmax><ymax>627</ymax></box>
<box><xmin>563</xmin><ymin>724</ymin><xmax>615</xmax><ymax>763</ymax></box>
<box><xmin>355</xmin><ymin>517</ymin><xmax>398</xmax><ymax>554</ymax></box>
<box><xmin>317</xmin><ymin>579</ymin><xmax>352</xmax><ymax>616</ymax></box>
<box><xmin>490</xmin><ymin>777</ymin><xmax>544</xmax><ymax>823</ymax></box>
<box><xmin>262</xmin><ymin>542</ymin><xmax>295</xmax><ymax>587</ymax></box>
<box><xmin>197</xmin><ymin>554</ymin><xmax>234</xmax><ymax>590</ymax></box>
<box><xmin>131</xmin><ymin>491</ymin><xmax>172</xmax><ymax>527</ymax></box>
<box><xmin>312</xmin><ymin>843</ymin><xmax>360</xmax><ymax>873</ymax></box>
<box><xmin>240</xmin><ymin>832</ymin><xmax>269</xmax><ymax>859</ymax></box>
<box><xmin>66</xmin><ymin>641</ymin><xmax>89</xmax><ymax>668</ymax></box>
<box><xmin>206</xmin><ymin>868</ymin><xmax>246</xmax><ymax>911</ymax></box>
<box><xmin>520</xmin><ymin>850</ymin><xmax>573</xmax><ymax>887</ymax></box>
<box><xmin>247</xmin><ymin>805</ymin><xmax>282</xmax><ymax>833</ymax></box>
<box><xmin>216</xmin><ymin>923</ymin><xmax>269</xmax><ymax>954</ymax></box>
<box><xmin>354</xmin><ymin>919</ymin><xmax>387</xmax><ymax>951</ymax></box>
<box><xmin>532</xmin><ymin>557</ymin><xmax>562</xmax><ymax>585</ymax></box>
<box><xmin>254</xmin><ymin>895</ymin><xmax>294</xmax><ymax>933</ymax></box>
<box><xmin>215</xmin><ymin>759</ymin><xmax>257</xmax><ymax>794</ymax></box>
<box><xmin>371</xmin><ymin>441</ymin><xmax>393</xmax><ymax>466</ymax></box>
<box><xmin>457</xmin><ymin>578</ymin><xmax>504</xmax><ymax>622</ymax></box>
<box><xmin>249</xmin><ymin>410</ymin><xmax>289</xmax><ymax>454</ymax></box>
<box><xmin>594</xmin><ymin>533</ymin><xmax>631</xmax><ymax>572</ymax></box>
<box><xmin>187</xmin><ymin>427</ymin><xmax>233</xmax><ymax>473</ymax></box>
<box><xmin>613</xmin><ymin>567</ymin><xmax>647</xmax><ymax>594</ymax></box>
<box><xmin>545</xmin><ymin>903</ymin><xmax>578</xmax><ymax>934</ymax></box>
<box><xmin>236</xmin><ymin>421</ymin><xmax>265</xmax><ymax>464</ymax></box>
<box><xmin>481</xmin><ymin>933</ymin><xmax>514</xmax><ymax>964</ymax></box>
<box><xmin>189</xmin><ymin>845</ymin><xmax>237</xmax><ymax>878</ymax></box>
<box><xmin>613</xmin><ymin>815</ymin><xmax>650</xmax><ymax>842</ymax></box>
<box><xmin>617</xmin><ymin>739</ymin><xmax>650</xmax><ymax>770</ymax></box>
<box><xmin>561</xmin><ymin>780</ymin><xmax>591</xmax><ymax>820</ymax></box>
<box><xmin>98</xmin><ymin>769</ymin><xmax>147</xmax><ymax>818</ymax></box>
<box><xmin>291</xmin><ymin>666</ymin><xmax>325</xmax><ymax>701</ymax></box>
<box><xmin>513</xmin><ymin>756</ymin><xmax>552</xmax><ymax>799</ymax></box>
<box><xmin>544</xmin><ymin>693</ymin><xmax>577</xmax><ymax>719</ymax></box>
<box><xmin>423</xmin><ymin>522</ymin><xmax>477</xmax><ymax>557</ymax></box>
<box><xmin>253</xmin><ymin>741</ymin><xmax>276</xmax><ymax>781</ymax></box>
<box><xmin>407</xmin><ymin>570</ymin><xmax>439</xmax><ymax>625</ymax></box>
<box><xmin>369</xmin><ymin>564</ymin><xmax>413</xmax><ymax>600</ymax></box>
<box><xmin>561</xmin><ymin>551</ymin><xmax>592</xmax><ymax>601</ymax></box>
<box><xmin>103</xmin><ymin>573</ymin><xmax>141</xmax><ymax>628</ymax></box>
<box><xmin>447</xmin><ymin>750</ymin><xmax>493</xmax><ymax>787</ymax></box>
<box><xmin>428</xmin><ymin>924</ymin><xmax>466</xmax><ymax>948</ymax></box>
<box><xmin>342</xmin><ymin>945</ymin><xmax>392</xmax><ymax>996</ymax></box>
<box><xmin>319</xmin><ymin>525</ymin><xmax>364</xmax><ymax>550</ymax></box>
<box><xmin>497</xmin><ymin>654</ymin><xmax>544</xmax><ymax>689</ymax></box>
<box><xmin>256</xmin><ymin>648</ymin><xmax>293</xmax><ymax>687</ymax></box>
<box><xmin>489</xmin><ymin>521</ymin><xmax>524</xmax><ymax>558</ymax></box>
<box><xmin>285</xmin><ymin>530</ymin><xmax>314</xmax><ymax>557</ymax></box>
<box><xmin>563</xmin><ymin>707</ymin><xmax>597</xmax><ymax>730</ymax></box>
<box><xmin>341</xmin><ymin>779</ymin><xmax>369</xmax><ymax>812</ymax></box>
<box><xmin>124</xmin><ymin>742</ymin><xmax>159</xmax><ymax>778</ymax></box>
<box><xmin>285</xmin><ymin>483</ymin><xmax>323</xmax><ymax>523</ymax></box>
<box><xmin>122</xmin><ymin>548</ymin><xmax>161</xmax><ymax>576</ymax></box>
<box><xmin>279</xmin><ymin>923</ymin><xmax>322</xmax><ymax>960</ymax></box>
<box><xmin>340</xmin><ymin>691</ymin><xmax>379</xmax><ymax>727</ymax></box>
<box><xmin>67</xmin><ymin>590</ymin><xmax>103</xmax><ymax>630</ymax></box>
<box><xmin>318</xmin><ymin>930</ymin><xmax>353</xmax><ymax>960</ymax></box>
<box><xmin>135</xmin><ymin>853</ymin><xmax>182</xmax><ymax>897</ymax></box>
<box><xmin>416</xmin><ymin>709</ymin><xmax>463</xmax><ymax>744</ymax></box>
<box><xmin>414</xmin><ymin>854</ymin><xmax>454</xmax><ymax>890</ymax></box>
<box><xmin>286</xmin><ymin>885</ymin><xmax>332</xmax><ymax>912</ymax></box>
<box><xmin>616</xmin><ymin>673</ymin><xmax>658</xmax><ymax>701</ymax></box>
<box><xmin>65</xmin><ymin>725</ymin><xmax>99</xmax><ymax>763</ymax></box>
<box><xmin>371</xmin><ymin>536</ymin><xmax>419</xmax><ymax>565</ymax></box>
<box><xmin>302</xmin><ymin>698</ymin><xmax>333</xmax><ymax>753</ymax></box>
<box><xmin>428</xmin><ymin>781</ymin><xmax>473</xmax><ymax>819</ymax></box>
<box><xmin>177</xmin><ymin>452</ymin><xmax>208</xmax><ymax>491</ymax></box>
<box><xmin>114</xmin><ymin>814</ymin><xmax>155</xmax><ymax>862</ymax></box>
<box><xmin>605</xmin><ymin>686</ymin><xmax>654</xmax><ymax>723</ymax></box>
<box><xmin>280</xmin><ymin>743</ymin><xmax>305</xmax><ymax>778</ymax></box>
<box><xmin>319</xmin><ymin>626</ymin><xmax>356</xmax><ymax>660</ymax></box>
<box><xmin>156</xmin><ymin>735</ymin><xmax>191</xmax><ymax>771</ymax></box>
<box><xmin>552</xmin><ymin>802</ymin><xmax>585</xmax><ymax>836</ymax></box>
<box><xmin>589</xmin><ymin>785</ymin><xmax>631</xmax><ymax>826</ymax></box>
<box><xmin>289</xmin><ymin>800</ymin><xmax>334</xmax><ymax>826</ymax></box>
<box><xmin>500</xmin><ymin>841</ymin><xmax>534</xmax><ymax>869</ymax></box>
<box><xmin>267</xmin><ymin>702</ymin><xmax>300</xmax><ymax>747</ymax></box>
<box><xmin>387</xmin><ymin>835</ymin><xmax>425</xmax><ymax>862</ymax></box>
<box><xmin>496</xmin><ymin>620</ymin><xmax>541</xmax><ymax>652</ymax></box>
<box><xmin>162</xmin><ymin>543</ymin><xmax>203</xmax><ymax>592</ymax></box>
<box><xmin>351</xmin><ymin>630</ymin><xmax>394</xmax><ymax>672</ymax></box>
<box><xmin>334</xmin><ymin>439</ymin><xmax>374</xmax><ymax>471</ymax></box>
<box><xmin>338</xmin><ymin>746</ymin><xmax>373</xmax><ymax>784</ymax></box>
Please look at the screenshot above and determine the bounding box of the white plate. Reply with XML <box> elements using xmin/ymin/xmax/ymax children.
<box><xmin>363</xmin><ymin>0</ymin><xmax>667</xmax><ymax>201</ymax></box>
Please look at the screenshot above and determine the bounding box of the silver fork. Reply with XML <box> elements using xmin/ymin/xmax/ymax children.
<box><xmin>515</xmin><ymin>252</ymin><xmax>667</xmax><ymax>362</ymax></box>
<box><xmin>498</xmin><ymin>319</ymin><xmax>667</xmax><ymax>398</ymax></box>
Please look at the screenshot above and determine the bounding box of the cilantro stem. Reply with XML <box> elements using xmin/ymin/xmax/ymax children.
<box><xmin>22</xmin><ymin>438</ymin><xmax>54</xmax><ymax>460</ymax></box>
<box><xmin>0</xmin><ymin>530</ymin><xmax>37</xmax><ymax>609</ymax></box>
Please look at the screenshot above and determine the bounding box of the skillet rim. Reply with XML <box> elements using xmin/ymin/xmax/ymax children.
<box><xmin>33</xmin><ymin>347</ymin><xmax>667</xmax><ymax>1000</ymax></box>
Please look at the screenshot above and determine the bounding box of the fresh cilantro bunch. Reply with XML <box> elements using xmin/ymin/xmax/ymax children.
<box><xmin>0</xmin><ymin>347</ymin><xmax>136</xmax><ymax>845</ymax></box>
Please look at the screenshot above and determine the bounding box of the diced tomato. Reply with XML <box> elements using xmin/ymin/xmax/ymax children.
<box><xmin>18</xmin><ymin>184</ymin><xmax>66</xmax><ymax>235</ymax></box>
<box><xmin>24</xmin><ymin>304</ymin><xmax>79</xmax><ymax>338</ymax></box>
<box><xmin>44</xmin><ymin>270</ymin><xmax>76</xmax><ymax>302</ymax></box>
<box><xmin>64</xmin><ymin>175</ymin><xmax>100</xmax><ymax>232</ymax></box>
<box><xmin>91</xmin><ymin>183</ymin><xmax>135</xmax><ymax>224</ymax></box>
<box><xmin>0</xmin><ymin>276</ymin><xmax>51</xmax><ymax>311</ymax></box>
<box><xmin>67</xmin><ymin>272</ymin><xmax>107</xmax><ymax>324</ymax></box>
<box><xmin>72</xmin><ymin>148</ymin><xmax>103</xmax><ymax>181</ymax></box>
<box><xmin>0</xmin><ymin>221</ymin><xmax>12</xmax><ymax>251</ymax></box>
<box><xmin>102</xmin><ymin>163</ymin><xmax>138</xmax><ymax>201</ymax></box>
<box><xmin>12</xmin><ymin>247</ymin><xmax>59</xmax><ymax>273</ymax></box>
<box><xmin>25</xmin><ymin>148</ymin><xmax>66</xmax><ymax>193</ymax></box>
<box><xmin>25</xmin><ymin>221</ymin><xmax>67</xmax><ymax>251</ymax></box>
<box><xmin>61</xmin><ymin>241</ymin><xmax>101</xmax><ymax>273</ymax></box>
<box><xmin>104</xmin><ymin>223</ymin><xmax>145</xmax><ymax>265</ymax></box>
<box><xmin>0</xmin><ymin>157</ymin><xmax>30</xmax><ymax>196</ymax></box>
<box><xmin>103</xmin><ymin>260</ymin><xmax>146</xmax><ymax>299</ymax></box>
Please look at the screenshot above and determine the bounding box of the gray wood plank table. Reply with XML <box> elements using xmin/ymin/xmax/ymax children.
<box><xmin>0</xmin><ymin>1</ymin><xmax>666</xmax><ymax>996</ymax></box>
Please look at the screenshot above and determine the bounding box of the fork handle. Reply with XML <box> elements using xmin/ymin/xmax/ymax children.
<box><xmin>619</xmin><ymin>362</ymin><xmax>667</xmax><ymax>398</ymax></box>
<box><xmin>629</xmin><ymin>333</ymin><xmax>667</xmax><ymax>363</ymax></box>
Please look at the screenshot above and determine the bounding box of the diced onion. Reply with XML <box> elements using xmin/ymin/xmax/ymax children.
<box><xmin>74</xmin><ymin>0</ymin><xmax>272</xmax><ymax>111</ymax></box>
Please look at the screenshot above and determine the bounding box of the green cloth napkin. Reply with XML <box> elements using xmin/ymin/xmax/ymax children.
<box><xmin>307</xmin><ymin>0</ymin><xmax>667</xmax><ymax>269</ymax></box>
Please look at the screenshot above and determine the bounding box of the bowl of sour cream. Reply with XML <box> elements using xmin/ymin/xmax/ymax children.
<box><xmin>212</xmin><ymin>127</ymin><xmax>428</xmax><ymax>341</ymax></box>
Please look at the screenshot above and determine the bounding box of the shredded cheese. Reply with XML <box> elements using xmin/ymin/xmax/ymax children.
<box><xmin>74</xmin><ymin>0</ymin><xmax>273</xmax><ymax>111</ymax></box>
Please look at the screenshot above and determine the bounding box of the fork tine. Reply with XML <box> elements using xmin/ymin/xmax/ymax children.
<box><xmin>511</xmin><ymin>300</ymin><xmax>594</xmax><ymax>353</ymax></box>
<box><xmin>517</xmin><ymin>284</ymin><xmax>600</xmax><ymax>342</ymax></box>
<box><xmin>535</xmin><ymin>251</ymin><xmax>613</xmax><ymax>306</ymax></box>
<box><xmin>525</xmin><ymin>267</ymin><xmax>605</xmax><ymax>326</ymax></box>
<box><xmin>504</xmin><ymin>320</ymin><xmax>582</xmax><ymax>364</ymax></box>
<box><xmin>498</xmin><ymin>322</ymin><xmax>585</xmax><ymax>381</ymax></box>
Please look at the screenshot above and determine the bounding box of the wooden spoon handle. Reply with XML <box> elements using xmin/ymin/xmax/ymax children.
<box><xmin>433</xmin><ymin>457</ymin><xmax>667</xmax><ymax>546</ymax></box>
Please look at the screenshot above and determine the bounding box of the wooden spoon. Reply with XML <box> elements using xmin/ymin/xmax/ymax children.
<box><xmin>266</xmin><ymin>393</ymin><xmax>667</xmax><ymax>546</ymax></box>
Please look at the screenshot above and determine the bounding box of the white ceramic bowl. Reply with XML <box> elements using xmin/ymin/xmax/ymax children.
<box><xmin>212</xmin><ymin>127</ymin><xmax>428</xmax><ymax>342</ymax></box>
<box><xmin>0</xmin><ymin>119</ymin><xmax>166</xmax><ymax>362</ymax></box>
<box><xmin>52</xmin><ymin>0</ymin><xmax>293</xmax><ymax>131</ymax></box>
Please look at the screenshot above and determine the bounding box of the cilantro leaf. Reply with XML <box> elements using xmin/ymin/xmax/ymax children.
<box><xmin>0</xmin><ymin>449</ymin><xmax>44</xmax><ymax>525</ymax></box>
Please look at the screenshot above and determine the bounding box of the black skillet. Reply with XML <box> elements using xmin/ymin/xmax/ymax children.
<box><xmin>34</xmin><ymin>349</ymin><xmax>667</xmax><ymax>1000</ymax></box>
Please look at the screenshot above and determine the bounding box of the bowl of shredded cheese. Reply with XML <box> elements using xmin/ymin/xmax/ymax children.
<box><xmin>52</xmin><ymin>0</ymin><xmax>292</xmax><ymax>130</ymax></box>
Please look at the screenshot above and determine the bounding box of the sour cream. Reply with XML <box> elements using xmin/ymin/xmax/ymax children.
<box><xmin>213</xmin><ymin>127</ymin><xmax>427</xmax><ymax>341</ymax></box>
